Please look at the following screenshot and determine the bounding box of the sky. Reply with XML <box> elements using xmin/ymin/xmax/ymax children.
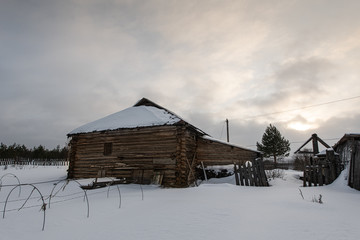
<box><xmin>1</xmin><ymin>0</ymin><xmax>360</xmax><ymax>154</ymax></box>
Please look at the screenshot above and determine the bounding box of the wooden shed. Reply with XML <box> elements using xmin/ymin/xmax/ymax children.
<box><xmin>333</xmin><ymin>134</ymin><xmax>360</xmax><ymax>190</ymax></box>
<box><xmin>67</xmin><ymin>98</ymin><xmax>260</xmax><ymax>187</ymax></box>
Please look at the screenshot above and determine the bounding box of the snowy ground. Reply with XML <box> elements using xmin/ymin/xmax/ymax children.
<box><xmin>0</xmin><ymin>165</ymin><xmax>360</xmax><ymax>240</ymax></box>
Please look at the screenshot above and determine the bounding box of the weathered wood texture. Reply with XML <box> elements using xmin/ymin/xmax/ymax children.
<box><xmin>333</xmin><ymin>134</ymin><xmax>360</xmax><ymax>191</ymax></box>
<box><xmin>234</xmin><ymin>159</ymin><xmax>268</xmax><ymax>187</ymax></box>
<box><xmin>303</xmin><ymin>149</ymin><xmax>343</xmax><ymax>187</ymax></box>
<box><xmin>196</xmin><ymin>138</ymin><xmax>259</xmax><ymax>166</ymax></box>
<box><xmin>68</xmin><ymin>125</ymin><xmax>182</xmax><ymax>187</ymax></box>
<box><xmin>68</xmin><ymin>125</ymin><xmax>260</xmax><ymax>188</ymax></box>
<box><xmin>349</xmin><ymin>142</ymin><xmax>360</xmax><ymax>190</ymax></box>
<box><xmin>175</xmin><ymin>126</ymin><xmax>198</xmax><ymax>187</ymax></box>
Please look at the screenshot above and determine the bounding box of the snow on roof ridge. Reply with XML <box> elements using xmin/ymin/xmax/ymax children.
<box><xmin>134</xmin><ymin>97</ymin><xmax>208</xmax><ymax>136</ymax></box>
<box><xmin>68</xmin><ymin>105</ymin><xmax>181</xmax><ymax>135</ymax></box>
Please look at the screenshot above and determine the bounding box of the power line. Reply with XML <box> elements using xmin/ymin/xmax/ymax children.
<box><xmin>243</xmin><ymin>95</ymin><xmax>360</xmax><ymax>120</ymax></box>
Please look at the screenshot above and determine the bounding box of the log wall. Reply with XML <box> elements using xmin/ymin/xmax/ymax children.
<box><xmin>67</xmin><ymin>125</ymin><xmax>260</xmax><ymax>187</ymax></box>
<box><xmin>175</xmin><ymin>126</ymin><xmax>198</xmax><ymax>187</ymax></box>
<box><xmin>68</xmin><ymin>125</ymin><xmax>183</xmax><ymax>187</ymax></box>
<box><xmin>196</xmin><ymin>138</ymin><xmax>259</xmax><ymax>166</ymax></box>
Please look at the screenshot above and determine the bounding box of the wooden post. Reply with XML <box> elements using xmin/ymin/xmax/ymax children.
<box><xmin>319</xmin><ymin>165</ymin><xmax>323</xmax><ymax>186</ymax></box>
<box><xmin>309</xmin><ymin>166</ymin><xmax>313</xmax><ymax>187</ymax></box>
<box><xmin>315</xmin><ymin>166</ymin><xmax>319</xmax><ymax>186</ymax></box>
<box><xmin>234</xmin><ymin>163</ymin><xmax>239</xmax><ymax>186</ymax></box>
<box><xmin>324</xmin><ymin>165</ymin><xmax>329</xmax><ymax>185</ymax></box>
<box><xmin>326</xmin><ymin>149</ymin><xmax>336</xmax><ymax>182</ymax></box>
<box><xmin>239</xmin><ymin>165</ymin><xmax>245</xmax><ymax>186</ymax></box>
<box><xmin>248</xmin><ymin>165</ymin><xmax>254</xmax><ymax>186</ymax></box>
<box><xmin>253</xmin><ymin>160</ymin><xmax>260</xmax><ymax>186</ymax></box>
<box><xmin>226</xmin><ymin>119</ymin><xmax>229</xmax><ymax>143</ymax></box>
<box><xmin>243</xmin><ymin>165</ymin><xmax>249</xmax><ymax>186</ymax></box>
<box><xmin>201</xmin><ymin>161</ymin><xmax>208</xmax><ymax>182</ymax></box>
<box><xmin>353</xmin><ymin>142</ymin><xmax>360</xmax><ymax>190</ymax></box>
<box><xmin>312</xmin><ymin>134</ymin><xmax>319</xmax><ymax>155</ymax></box>
<box><xmin>258</xmin><ymin>159</ymin><xmax>268</xmax><ymax>186</ymax></box>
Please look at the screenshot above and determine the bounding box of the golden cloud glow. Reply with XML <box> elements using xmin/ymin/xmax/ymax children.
<box><xmin>287</xmin><ymin>122</ymin><xmax>318</xmax><ymax>131</ymax></box>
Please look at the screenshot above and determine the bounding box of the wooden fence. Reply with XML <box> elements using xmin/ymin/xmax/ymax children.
<box><xmin>0</xmin><ymin>159</ymin><xmax>68</xmax><ymax>166</ymax></box>
<box><xmin>234</xmin><ymin>159</ymin><xmax>269</xmax><ymax>187</ymax></box>
<box><xmin>303</xmin><ymin>149</ymin><xmax>343</xmax><ymax>187</ymax></box>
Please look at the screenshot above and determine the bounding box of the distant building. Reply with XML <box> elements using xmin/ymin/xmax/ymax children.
<box><xmin>67</xmin><ymin>98</ymin><xmax>260</xmax><ymax>187</ymax></box>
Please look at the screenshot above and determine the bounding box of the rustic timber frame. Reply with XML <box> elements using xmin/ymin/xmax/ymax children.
<box><xmin>67</xmin><ymin>98</ymin><xmax>260</xmax><ymax>187</ymax></box>
<box><xmin>294</xmin><ymin>133</ymin><xmax>331</xmax><ymax>155</ymax></box>
<box><xmin>333</xmin><ymin>134</ymin><xmax>360</xmax><ymax>190</ymax></box>
<box><xmin>303</xmin><ymin>149</ymin><xmax>343</xmax><ymax>187</ymax></box>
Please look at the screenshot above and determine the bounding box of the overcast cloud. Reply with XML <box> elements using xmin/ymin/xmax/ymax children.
<box><xmin>1</xmin><ymin>0</ymin><xmax>359</xmax><ymax>154</ymax></box>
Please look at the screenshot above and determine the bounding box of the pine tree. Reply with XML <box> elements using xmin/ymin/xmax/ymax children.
<box><xmin>256</xmin><ymin>124</ymin><xmax>290</xmax><ymax>166</ymax></box>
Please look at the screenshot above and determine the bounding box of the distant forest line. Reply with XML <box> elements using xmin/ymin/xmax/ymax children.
<box><xmin>0</xmin><ymin>143</ymin><xmax>68</xmax><ymax>160</ymax></box>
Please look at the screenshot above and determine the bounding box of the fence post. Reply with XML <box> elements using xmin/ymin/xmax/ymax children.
<box><xmin>314</xmin><ymin>166</ymin><xmax>318</xmax><ymax>186</ymax></box>
<box><xmin>239</xmin><ymin>165</ymin><xmax>245</xmax><ymax>186</ymax></box>
<box><xmin>319</xmin><ymin>165</ymin><xmax>323</xmax><ymax>186</ymax></box>
<box><xmin>234</xmin><ymin>163</ymin><xmax>240</xmax><ymax>186</ymax></box>
<box><xmin>253</xmin><ymin>160</ymin><xmax>260</xmax><ymax>186</ymax></box>
<box><xmin>243</xmin><ymin>165</ymin><xmax>249</xmax><ymax>186</ymax></box>
<box><xmin>326</xmin><ymin>150</ymin><xmax>336</xmax><ymax>182</ymax></box>
<box><xmin>247</xmin><ymin>164</ymin><xmax>254</xmax><ymax>186</ymax></box>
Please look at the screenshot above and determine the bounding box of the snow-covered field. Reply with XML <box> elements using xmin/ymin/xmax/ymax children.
<box><xmin>1</xmin><ymin>165</ymin><xmax>359</xmax><ymax>240</ymax></box>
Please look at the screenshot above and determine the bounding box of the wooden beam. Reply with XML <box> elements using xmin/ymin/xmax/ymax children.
<box><xmin>294</xmin><ymin>136</ymin><xmax>313</xmax><ymax>154</ymax></box>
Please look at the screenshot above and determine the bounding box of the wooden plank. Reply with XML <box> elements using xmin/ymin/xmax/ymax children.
<box><xmin>253</xmin><ymin>160</ymin><xmax>261</xmax><ymax>186</ymax></box>
<box><xmin>303</xmin><ymin>168</ymin><xmax>307</xmax><ymax>187</ymax></box>
<box><xmin>319</xmin><ymin>165</ymin><xmax>323</xmax><ymax>186</ymax></box>
<box><xmin>314</xmin><ymin>166</ymin><xmax>318</xmax><ymax>186</ymax></box>
<box><xmin>234</xmin><ymin>163</ymin><xmax>240</xmax><ymax>186</ymax></box>
<box><xmin>353</xmin><ymin>142</ymin><xmax>360</xmax><ymax>190</ymax></box>
<box><xmin>258</xmin><ymin>159</ymin><xmax>268</xmax><ymax>186</ymax></box>
<box><xmin>239</xmin><ymin>165</ymin><xmax>245</xmax><ymax>186</ymax></box>
<box><xmin>248</xmin><ymin>164</ymin><xmax>254</xmax><ymax>186</ymax></box>
<box><xmin>324</xmin><ymin>165</ymin><xmax>329</xmax><ymax>185</ymax></box>
<box><xmin>243</xmin><ymin>165</ymin><xmax>249</xmax><ymax>186</ymax></box>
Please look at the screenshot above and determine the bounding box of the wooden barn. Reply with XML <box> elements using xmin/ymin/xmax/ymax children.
<box><xmin>333</xmin><ymin>134</ymin><xmax>360</xmax><ymax>190</ymax></box>
<box><xmin>67</xmin><ymin>98</ymin><xmax>260</xmax><ymax>187</ymax></box>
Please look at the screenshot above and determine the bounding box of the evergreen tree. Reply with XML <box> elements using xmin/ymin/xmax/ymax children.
<box><xmin>256</xmin><ymin>124</ymin><xmax>290</xmax><ymax>166</ymax></box>
<box><xmin>0</xmin><ymin>142</ymin><xmax>68</xmax><ymax>161</ymax></box>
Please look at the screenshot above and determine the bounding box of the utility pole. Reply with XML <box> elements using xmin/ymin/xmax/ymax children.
<box><xmin>226</xmin><ymin>119</ymin><xmax>229</xmax><ymax>142</ymax></box>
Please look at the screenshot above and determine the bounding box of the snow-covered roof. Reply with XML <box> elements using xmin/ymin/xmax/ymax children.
<box><xmin>68</xmin><ymin>105</ymin><xmax>181</xmax><ymax>135</ymax></box>
<box><xmin>333</xmin><ymin>133</ymin><xmax>360</xmax><ymax>148</ymax></box>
